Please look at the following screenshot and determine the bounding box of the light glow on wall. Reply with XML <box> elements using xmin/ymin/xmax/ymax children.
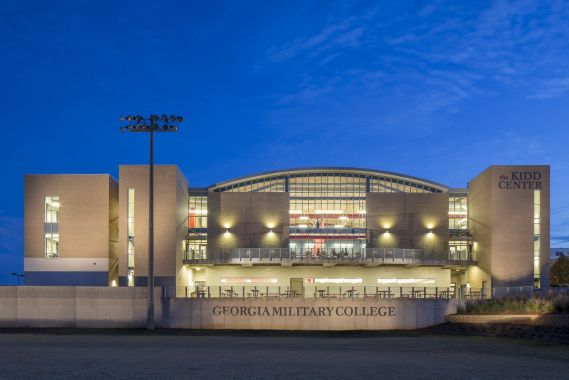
<box><xmin>377</xmin><ymin>278</ymin><xmax>435</xmax><ymax>285</ymax></box>
<box><xmin>220</xmin><ymin>277</ymin><xmax>278</xmax><ymax>284</ymax></box>
<box><xmin>314</xmin><ymin>278</ymin><xmax>363</xmax><ymax>284</ymax></box>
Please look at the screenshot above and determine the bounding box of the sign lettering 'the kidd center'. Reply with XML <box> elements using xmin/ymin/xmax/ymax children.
<box><xmin>498</xmin><ymin>171</ymin><xmax>542</xmax><ymax>190</ymax></box>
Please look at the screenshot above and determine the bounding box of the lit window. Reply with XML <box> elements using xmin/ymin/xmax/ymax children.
<box><xmin>533</xmin><ymin>190</ymin><xmax>541</xmax><ymax>288</ymax></box>
<box><xmin>377</xmin><ymin>278</ymin><xmax>435</xmax><ymax>285</ymax></box>
<box><xmin>127</xmin><ymin>189</ymin><xmax>135</xmax><ymax>286</ymax></box>
<box><xmin>314</xmin><ymin>278</ymin><xmax>363</xmax><ymax>284</ymax></box>
<box><xmin>220</xmin><ymin>277</ymin><xmax>278</xmax><ymax>284</ymax></box>
<box><xmin>44</xmin><ymin>196</ymin><xmax>60</xmax><ymax>258</ymax></box>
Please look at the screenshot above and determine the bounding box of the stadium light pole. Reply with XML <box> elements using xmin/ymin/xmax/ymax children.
<box><xmin>120</xmin><ymin>114</ymin><xmax>183</xmax><ymax>330</ymax></box>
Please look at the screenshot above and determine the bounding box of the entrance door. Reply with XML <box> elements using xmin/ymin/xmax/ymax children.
<box><xmin>290</xmin><ymin>278</ymin><xmax>303</xmax><ymax>298</ymax></box>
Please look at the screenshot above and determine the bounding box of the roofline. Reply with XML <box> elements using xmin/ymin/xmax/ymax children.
<box><xmin>207</xmin><ymin>167</ymin><xmax>449</xmax><ymax>191</ymax></box>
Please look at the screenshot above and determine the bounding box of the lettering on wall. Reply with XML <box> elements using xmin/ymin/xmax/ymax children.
<box><xmin>498</xmin><ymin>172</ymin><xmax>542</xmax><ymax>190</ymax></box>
<box><xmin>212</xmin><ymin>305</ymin><xmax>396</xmax><ymax>317</ymax></box>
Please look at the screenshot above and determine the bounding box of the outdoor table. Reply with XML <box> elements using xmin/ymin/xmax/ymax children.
<box><xmin>249</xmin><ymin>289</ymin><xmax>262</xmax><ymax>298</ymax></box>
<box><xmin>377</xmin><ymin>290</ymin><xmax>392</xmax><ymax>298</ymax></box>
<box><xmin>317</xmin><ymin>289</ymin><xmax>327</xmax><ymax>298</ymax></box>
<box><xmin>344</xmin><ymin>289</ymin><xmax>359</xmax><ymax>298</ymax></box>
<box><xmin>223</xmin><ymin>289</ymin><xmax>237</xmax><ymax>298</ymax></box>
<box><xmin>412</xmin><ymin>290</ymin><xmax>424</xmax><ymax>298</ymax></box>
<box><xmin>283</xmin><ymin>290</ymin><xmax>297</xmax><ymax>298</ymax></box>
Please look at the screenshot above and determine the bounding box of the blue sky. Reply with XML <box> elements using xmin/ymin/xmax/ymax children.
<box><xmin>1</xmin><ymin>0</ymin><xmax>569</xmax><ymax>284</ymax></box>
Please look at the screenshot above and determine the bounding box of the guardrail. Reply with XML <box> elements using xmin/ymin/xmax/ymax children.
<box><xmin>164</xmin><ymin>285</ymin><xmax>487</xmax><ymax>300</ymax></box>
<box><xmin>184</xmin><ymin>248</ymin><xmax>477</xmax><ymax>265</ymax></box>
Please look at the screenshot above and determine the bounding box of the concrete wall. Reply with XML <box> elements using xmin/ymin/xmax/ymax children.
<box><xmin>118</xmin><ymin>165</ymin><xmax>188</xmax><ymax>287</ymax></box>
<box><xmin>24</xmin><ymin>174</ymin><xmax>117</xmax><ymax>286</ymax></box>
<box><xmin>366</xmin><ymin>193</ymin><xmax>449</xmax><ymax>252</ymax></box>
<box><xmin>162</xmin><ymin>298</ymin><xmax>457</xmax><ymax>330</ymax></box>
<box><xmin>0</xmin><ymin>287</ymin><xmax>456</xmax><ymax>330</ymax></box>
<box><xmin>468</xmin><ymin>165</ymin><xmax>550</xmax><ymax>289</ymax></box>
<box><xmin>207</xmin><ymin>192</ymin><xmax>290</xmax><ymax>249</ymax></box>
<box><xmin>0</xmin><ymin>287</ymin><xmax>159</xmax><ymax>328</ymax></box>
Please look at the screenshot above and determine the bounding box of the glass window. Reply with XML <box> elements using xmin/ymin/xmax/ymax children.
<box><xmin>45</xmin><ymin>196</ymin><xmax>60</xmax><ymax>223</ymax></box>
<box><xmin>44</xmin><ymin>196</ymin><xmax>60</xmax><ymax>258</ymax></box>
<box><xmin>45</xmin><ymin>233</ymin><xmax>59</xmax><ymax>258</ymax></box>
<box><xmin>127</xmin><ymin>189</ymin><xmax>135</xmax><ymax>287</ymax></box>
<box><xmin>533</xmin><ymin>190</ymin><xmax>541</xmax><ymax>288</ymax></box>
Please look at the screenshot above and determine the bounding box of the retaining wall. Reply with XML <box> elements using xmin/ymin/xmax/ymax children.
<box><xmin>161</xmin><ymin>298</ymin><xmax>457</xmax><ymax>330</ymax></box>
<box><xmin>0</xmin><ymin>287</ymin><xmax>458</xmax><ymax>330</ymax></box>
<box><xmin>0</xmin><ymin>286</ymin><xmax>159</xmax><ymax>328</ymax></box>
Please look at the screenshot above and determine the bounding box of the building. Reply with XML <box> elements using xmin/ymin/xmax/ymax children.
<box><xmin>23</xmin><ymin>165</ymin><xmax>550</xmax><ymax>297</ymax></box>
<box><xmin>550</xmin><ymin>247</ymin><xmax>569</xmax><ymax>261</ymax></box>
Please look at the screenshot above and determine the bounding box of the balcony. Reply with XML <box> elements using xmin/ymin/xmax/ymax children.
<box><xmin>184</xmin><ymin>248</ymin><xmax>477</xmax><ymax>267</ymax></box>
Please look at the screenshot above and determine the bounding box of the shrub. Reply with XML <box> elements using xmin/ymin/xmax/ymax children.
<box><xmin>457</xmin><ymin>294</ymin><xmax>569</xmax><ymax>315</ymax></box>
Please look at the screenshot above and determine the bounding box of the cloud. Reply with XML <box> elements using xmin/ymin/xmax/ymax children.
<box><xmin>262</xmin><ymin>0</ymin><xmax>569</xmax><ymax>129</ymax></box>
<box><xmin>530</xmin><ymin>77</ymin><xmax>569</xmax><ymax>99</ymax></box>
<box><xmin>267</xmin><ymin>17</ymin><xmax>363</xmax><ymax>63</ymax></box>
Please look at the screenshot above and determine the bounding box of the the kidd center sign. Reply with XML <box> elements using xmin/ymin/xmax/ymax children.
<box><xmin>498</xmin><ymin>171</ymin><xmax>542</xmax><ymax>190</ymax></box>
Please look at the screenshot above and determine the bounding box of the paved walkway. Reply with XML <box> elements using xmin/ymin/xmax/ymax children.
<box><xmin>0</xmin><ymin>330</ymin><xmax>567</xmax><ymax>379</ymax></box>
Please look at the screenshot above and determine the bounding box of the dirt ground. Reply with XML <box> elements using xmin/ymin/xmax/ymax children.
<box><xmin>0</xmin><ymin>329</ymin><xmax>567</xmax><ymax>379</ymax></box>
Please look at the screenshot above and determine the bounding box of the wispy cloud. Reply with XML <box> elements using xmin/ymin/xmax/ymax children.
<box><xmin>267</xmin><ymin>17</ymin><xmax>364</xmax><ymax>64</ymax></box>
<box><xmin>530</xmin><ymin>77</ymin><xmax>569</xmax><ymax>99</ymax></box>
<box><xmin>260</xmin><ymin>0</ymin><xmax>569</xmax><ymax>129</ymax></box>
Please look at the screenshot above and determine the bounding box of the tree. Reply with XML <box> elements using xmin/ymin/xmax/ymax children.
<box><xmin>551</xmin><ymin>256</ymin><xmax>569</xmax><ymax>285</ymax></box>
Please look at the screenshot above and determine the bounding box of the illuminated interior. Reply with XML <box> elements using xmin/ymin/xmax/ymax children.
<box><xmin>189</xmin><ymin>168</ymin><xmax>448</xmax><ymax>258</ymax></box>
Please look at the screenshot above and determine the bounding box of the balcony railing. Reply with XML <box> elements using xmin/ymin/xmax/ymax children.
<box><xmin>184</xmin><ymin>247</ymin><xmax>477</xmax><ymax>266</ymax></box>
<box><xmin>164</xmin><ymin>285</ymin><xmax>488</xmax><ymax>300</ymax></box>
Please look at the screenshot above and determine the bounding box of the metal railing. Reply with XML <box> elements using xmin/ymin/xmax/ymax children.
<box><xmin>492</xmin><ymin>286</ymin><xmax>535</xmax><ymax>298</ymax></box>
<box><xmin>184</xmin><ymin>247</ymin><xmax>477</xmax><ymax>265</ymax></box>
<box><xmin>164</xmin><ymin>285</ymin><xmax>487</xmax><ymax>300</ymax></box>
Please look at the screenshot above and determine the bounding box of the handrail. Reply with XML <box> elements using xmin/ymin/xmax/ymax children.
<box><xmin>184</xmin><ymin>247</ymin><xmax>477</xmax><ymax>264</ymax></box>
<box><xmin>163</xmin><ymin>285</ymin><xmax>488</xmax><ymax>300</ymax></box>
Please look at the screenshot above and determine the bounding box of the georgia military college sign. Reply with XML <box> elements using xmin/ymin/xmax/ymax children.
<box><xmin>213</xmin><ymin>305</ymin><xmax>396</xmax><ymax>317</ymax></box>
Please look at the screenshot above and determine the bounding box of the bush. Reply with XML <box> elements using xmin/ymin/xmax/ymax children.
<box><xmin>457</xmin><ymin>294</ymin><xmax>569</xmax><ymax>315</ymax></box>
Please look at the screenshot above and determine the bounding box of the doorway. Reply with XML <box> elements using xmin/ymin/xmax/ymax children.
<box><xmin>290</xmin><ymin>278</ymin><xmax>303</xmax><ymax>298</ymax></box>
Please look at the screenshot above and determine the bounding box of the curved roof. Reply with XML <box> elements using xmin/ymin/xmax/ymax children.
<box><xmin>207</xmin><ymin>167</ymin><xmax>448</xmax><ymax>192</ymax></box>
